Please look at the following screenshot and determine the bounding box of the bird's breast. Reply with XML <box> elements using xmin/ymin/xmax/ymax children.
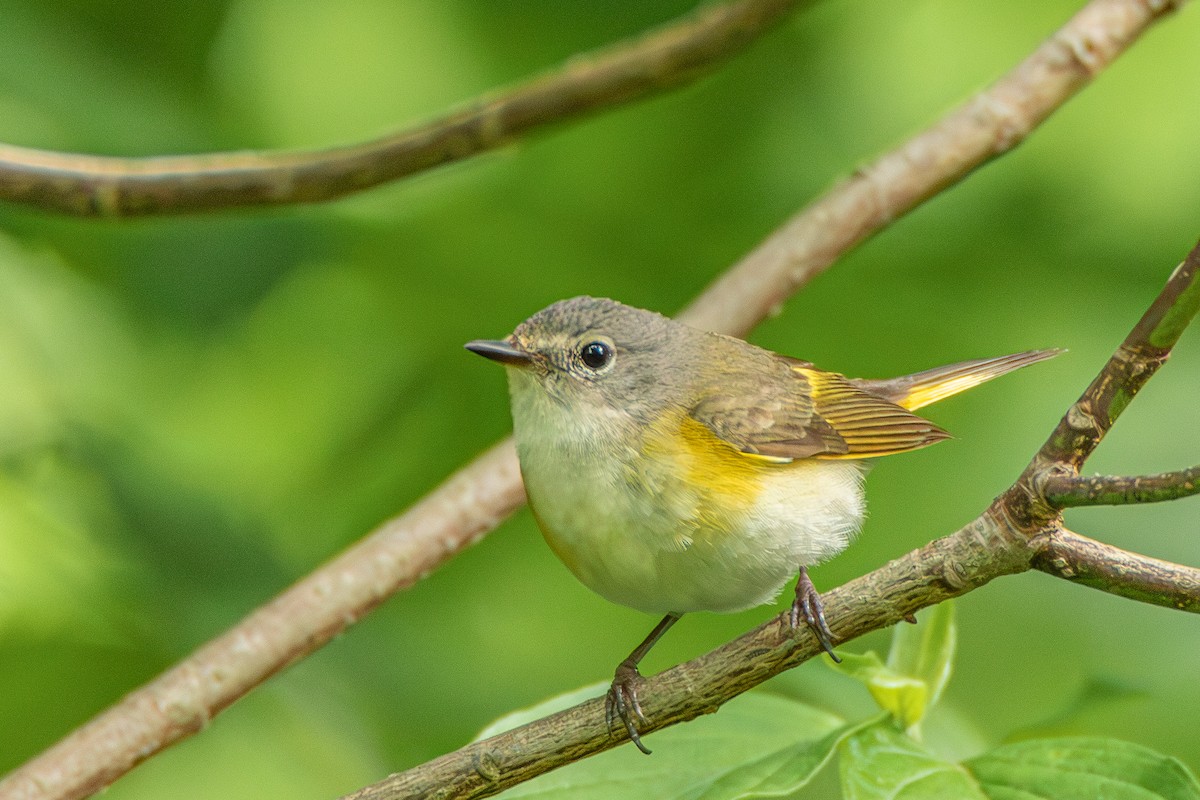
<box><xmin>508</xmin><ymin>381</ymin><xmax>865</xmax><ymax>614</ymax></box>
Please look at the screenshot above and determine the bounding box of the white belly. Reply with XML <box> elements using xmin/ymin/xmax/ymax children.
<box><xmin>510</xmin><ymin>380</ymin><xmax>867</xmax><ymax>615</ymax></box>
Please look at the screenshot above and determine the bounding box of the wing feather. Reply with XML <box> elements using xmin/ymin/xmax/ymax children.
<box><xmin>689</xmin><ymin>361</ymin><xmax>950</xmax><ymax>461</ymax></box>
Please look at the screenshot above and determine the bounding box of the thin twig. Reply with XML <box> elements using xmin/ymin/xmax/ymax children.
<box><xmin>1032</xmin><ymin>249</ymin><xmax>1200</xmax><ymax>473</ymax></box>
<box><xmin>1033</xmin><ymin>528</ymin><xmax>1200</xmax><ymax>612</ymax></box>
<box><xmin>0</xmin><ymin>0</ymin><xmax>806</xmax><ymax>217</ymax></box>
<box><xmin>1043</xmin><ymin>466</ymin><xmax>1200</xmax><ymax>507</ymax></box>
<box><xmin>0</xmin><ymin>2</ymin><xmax>1181</xmax><ymax>800</ymax></box>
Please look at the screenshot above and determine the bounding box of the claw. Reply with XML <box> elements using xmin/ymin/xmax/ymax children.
<box><xmin>602</xmin><ymin>613</ymin><xmax>680</xmax><ymax>755</ymax></box>
<box><xmin>606</xmin><ymin>659</ymin><xmax>652</xmax><ymax>754</ymax></box>
<box><xmin>790</xmin><ymin>566</ymin><xmax>840</xmax><ymax>663</ymax></box>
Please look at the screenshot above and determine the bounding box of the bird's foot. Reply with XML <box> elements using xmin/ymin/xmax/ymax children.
<box><xmin>606</xmin><ymin>658</ymin><xmax>652</xmax><ymax>755</ymax></box>
<box><xmin>789</xmin><ymin>566</ymin><xmax>840</xmax><ymax>662</ymax></box>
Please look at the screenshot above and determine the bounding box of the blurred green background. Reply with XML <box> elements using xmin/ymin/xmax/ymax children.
<box><xmin>1</xmin><ymin>1</ymin><xmax>1198</xmax><ymax>797</ymax></box>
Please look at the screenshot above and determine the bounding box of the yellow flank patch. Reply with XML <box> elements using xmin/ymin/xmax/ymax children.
<box><xmin>643</xmin><ymin>413</ymin><xmax>767</xmax><ymax>521</ymax></box>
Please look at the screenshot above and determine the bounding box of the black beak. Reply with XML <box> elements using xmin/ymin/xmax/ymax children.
<box><xmin>465</xmin><ymin>338</ymin><xmax>533</xmax><ymax>366</ymax></box>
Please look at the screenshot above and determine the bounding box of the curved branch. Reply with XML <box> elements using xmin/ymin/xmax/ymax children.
<box><xmin>681</xmin><ymin>0</ymin><xmax>1183</xmax><ymax>335</ymax></box>
<box><xmin>1033</xmin><ymin>528</ymin><xmax>1200</xmax><ymax>612</ymax></box>
<box><xmin>0</xmin><ymin>2</ymin><xmax>1180</xmax><ymax>799</ymax></box>
<box><xmin>0</xmin><ymin>0</ymin><xmax>806</xmax><ymax>217</ymax></box>
<box><xmin>1044</xmin><ymin>466</ymin><xmax>1200</xmax><ymax>507</ymax></box>
<box><xmin>0</xmin><ymin>440</ymin><xmax>527</xmax><ymax>800</ymax></box>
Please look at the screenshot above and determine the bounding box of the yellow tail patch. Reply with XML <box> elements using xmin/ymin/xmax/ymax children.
<box><xmin>863</xmin><ymin>349</ymin><xmax>1063</xmax><ymax>411</ymax></box>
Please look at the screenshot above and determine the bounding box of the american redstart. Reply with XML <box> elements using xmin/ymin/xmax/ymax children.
<box><xmin>467</xmin><ymin>296</ymin><xmax>1058</xmax><ymax>753</ymax></box>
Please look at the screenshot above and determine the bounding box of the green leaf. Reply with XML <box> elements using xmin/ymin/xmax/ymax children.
<box><xmin>1004</xmin><ymin>675</ymin><xmax>1149</xmax><ymax>742</ymax></box>
<box><xmin>474</xmin><ymin>682</ymin><xmax>608</xmax><ymax>741</ymax></box>
<box><xmin>693</xmin><ymin>717</ymin><xmax>875</xmax><ymax>800</ymax></box>
<box><xmin>840</xmin><ymin>721</ymin><xmax>1200</xmax><ymax>800</ymax></box>
<box><xmin>827</xmin><ymin>602</ymin><xmax>956</xmax><ymax>729</ymax></box>
<box><xmin>886</xmin><ymin>601</ymin><xmax>956</xmax><ymax>711</ymax></box>
<box><xmin>478</xmin><ymin>685</ymin><xmax>855</xmax><ymax>799</ymax></box>
<box><xmin>840</xmin><ymin>719</ymin><xmax>987</xmax><ymax>800</ymax></box>
<box><xmin>827</xmin><ymin>650</ymin><xmax>928</xmax><ymax>730</ymax></box>
<box><xmin>967</xmin><ymin>737</ymin><xmax>1200</xmax><ymax>800</ymax></box>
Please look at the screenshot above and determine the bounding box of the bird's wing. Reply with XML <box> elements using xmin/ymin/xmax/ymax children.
<box><xmin>690</xmin><ymin>363</ymin><xmax>950</xmax><ymax>461</ymax></box>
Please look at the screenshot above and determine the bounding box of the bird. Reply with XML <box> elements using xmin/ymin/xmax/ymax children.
<box><xmin>466</xmin><ymin>295</ymin><xmax>1058</xmax><ymax>753</ymax></box>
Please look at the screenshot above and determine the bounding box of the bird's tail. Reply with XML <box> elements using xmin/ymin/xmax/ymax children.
<box><xmin>852</xmin><ymin>349</ymin><xmax>1063</xmax><ymax>411</ymax></box>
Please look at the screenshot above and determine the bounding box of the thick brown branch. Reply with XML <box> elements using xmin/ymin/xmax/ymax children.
<box><xmin>344</xmin><ymin>512</ymin><xmax>1037</xmax><ymax>800</ymax></box>
<box><xmin>1033</xmin><ymin>528</ymin><xmax>1200</xmax><ymax>612</ymax></box>
<box><xmin>0</xmin><ymin>2</ymin><xmax>1180</xmax><ymax>799</ymax></box>
<box><xmin>0</xmin><ymin>0</ymin><xmax>805</xmax><ymax>217</ymax></box>
<box><xmin>1043</xmin><ymin>466</ymin><xmax>1200</xmax><ymax>507</ymax></box>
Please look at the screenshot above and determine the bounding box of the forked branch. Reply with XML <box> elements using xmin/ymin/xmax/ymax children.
<box><xmin>339</xmin><ymin>240</ymin><xmax>1200</xmax><ymax>800</ymax></box>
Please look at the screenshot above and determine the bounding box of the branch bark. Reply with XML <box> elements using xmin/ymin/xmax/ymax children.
<box><xmin>0</xmin><ymin>0</ymin><xmax>806</xmax><ymax>217</ymax></box>
<box><xmin>1032</xmin><ymin>528</ymin><xmax>1200</xmax><ymax>612</ymax></box>
<box><xmin>0</xmin><ymin>1</ymin><xmax>1183</xmax><ymax>800</ymax></box>
<box><xmin>343</xmin><ymin>239</ymin><xmax>1200</xmax><ymax>800</ymax></box>
<box><xmin>346</xmin><ymin>514</ymin><xmax>1036</xmax><ymax>800</ymax></box>
<box><xmin>0</xmin><ymin>441</ymin><xmax>525</xmax><ymax>800</ymax></box>
<box><xmin>1043</xmin><ymin>466</ymin><xmax>1200</xmax><ymax>507</ymax></box>
<box><xmin>993</xmin><ymin>237</ymin><xmax>1200</xmax><ymax>535</ymax></box>
<box><xmin>1030</xmin><ymin>248</ymin><xmax>1200</xmax><ymax>475</ymax></box>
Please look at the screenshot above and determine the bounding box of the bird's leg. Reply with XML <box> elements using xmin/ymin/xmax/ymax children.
<box><xmin>790</xmin><ymin>566</ymin><xmax>840</xmax><ymax>662</ymax></box>
<box><xmin>606</xmin><ymin>612</ymin><xmax>680</xmax><ymax>755</ymax></box>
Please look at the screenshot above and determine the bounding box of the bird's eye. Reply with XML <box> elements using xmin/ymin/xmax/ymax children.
<box><xmin>579</xmin><ymin>341</ymin><xmax>613</xmax><ymax>370</ymax></box>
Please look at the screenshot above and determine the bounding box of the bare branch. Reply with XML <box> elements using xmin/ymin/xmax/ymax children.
<box><xmin>0</xmin><ymin>0</ymin><xmax>806</xmax><ymax>217</ymax></box>
<box><xmin>343</xmin><ymin>513</ymin><xmax>1037</xmax><ymax>800</ymax></box>
<box><xmin>996</xmin><ymin>241</ymin><xmax>1200</xmax><ymax>534</ymax></box>
<box><xmin>1043</xmin><ymin>466</ymin><xmax>1200</xmax><ymax>507</ymax></box>
<box><xmin>0</xmin><ymin>441</ymin><xmax>525</xmax><ymax>800</ymax></box>
<box><xmin>1033</xmin><ymin>528</ymin><xmax>1200</xmax><ymax>612</ymax></box>
<box><xmin>1031</xmin><ymin>245</ymin><xmax>1200</xmax><ymax>474</ymax></box>
<box><xmin>681</xmin><ymin>0</ymin><xmax>1183</xmax><ymax>336</ymax></box>
<box><xmin>0</xmin><ymin>2</ymin><xmax>1182</xmax><ymax>799</ymax></box>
